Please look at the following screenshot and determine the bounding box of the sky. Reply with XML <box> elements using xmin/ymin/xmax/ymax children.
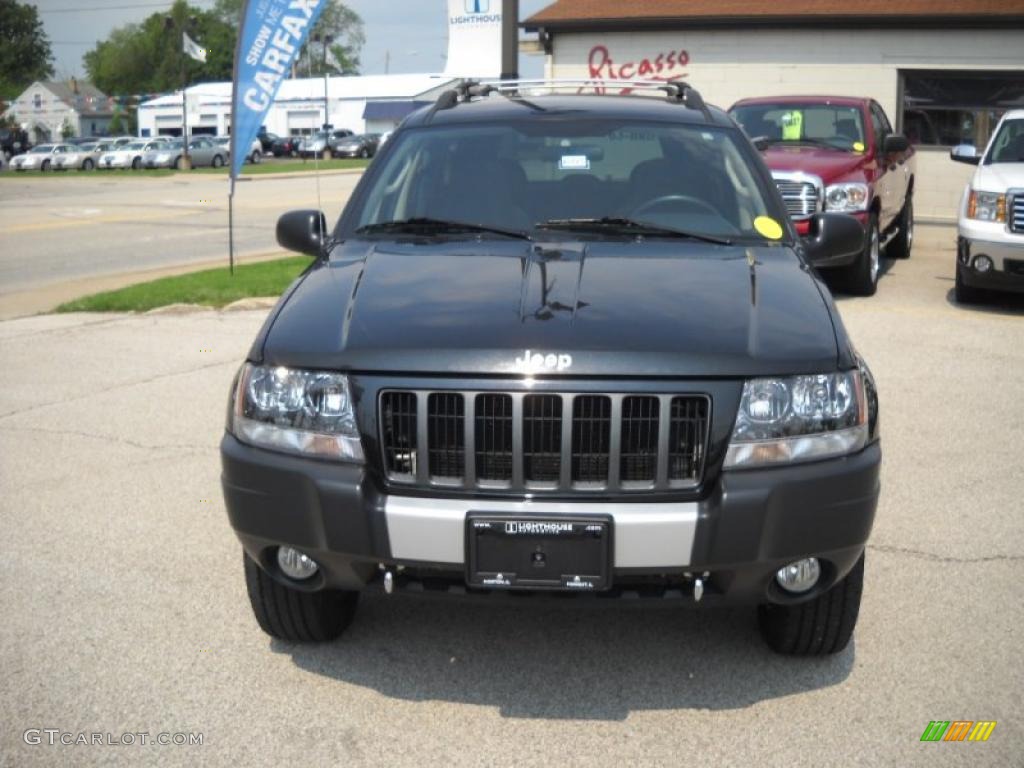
<box><xmin>35</xmin><ymin>0</ymin><xmax>551</xmax><ymax>81</ymax></box>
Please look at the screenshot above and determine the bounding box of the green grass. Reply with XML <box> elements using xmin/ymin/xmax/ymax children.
<box><xmin>56</xmin><ymin>256</ymin><xmax>310</xmax><ymax>313</ymax></box>
<box><xmin>2</xmin><ymin>158</ymin><xmax>368</xmax><ymax>179</ymax></box>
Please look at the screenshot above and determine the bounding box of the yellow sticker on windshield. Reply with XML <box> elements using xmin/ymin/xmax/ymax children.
<box><xmin>754</xmin><ymin>216</ymin><xmax>784</xmax><ymax>240</ymax></box>
<box><xmin>853</xmin><ymin>141</ymin><xmax>865</xmax><ymax>153</ymax></box>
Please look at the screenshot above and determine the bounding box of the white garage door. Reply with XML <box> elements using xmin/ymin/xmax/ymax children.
<box><xmin>287</xmin><ymin>110</ymin><xmax>321</xmax><ymax>136</ymax></box>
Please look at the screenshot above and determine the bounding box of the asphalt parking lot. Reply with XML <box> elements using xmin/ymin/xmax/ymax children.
<box><xmin>0</xmin><ymin>223</ymin><xmax>1022</xmax><ymax>766</ymax></box>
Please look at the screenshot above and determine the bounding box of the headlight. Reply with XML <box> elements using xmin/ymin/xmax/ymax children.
<box><xmin>230</xmin><ymin>363</ymin><xmax>363</xmax><ymax>461</ymax></box>
<box><xmin>724</xmin><ymin>371</ymin><xmax>868</xmax><ymax>468</ymax></box>
<box><xmin>824</xmin><ymin>182</ymin><xmax>869</xmax><ymax>212</ymax></box>
<box><xmin>967</xmin><ymin>190</ymin><xmax>1006</xmax><ymax>222</ymax></box>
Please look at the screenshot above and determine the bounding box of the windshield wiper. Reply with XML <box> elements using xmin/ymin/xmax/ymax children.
<box><xmin>355</xmin><ymin>217</ymin><xmax>531</xmax><ymax>240</ymax></box>
<box><xmin>535</xmin><ymin>217</ymin><xmax>733</xmax><ymax>246</ymax></box>
<box><xmin>753</xmin><ymin>136</ymin><xmax>849</xmax><ymax>151</ymax></box>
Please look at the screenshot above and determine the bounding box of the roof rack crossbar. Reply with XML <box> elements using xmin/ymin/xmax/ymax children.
<box><xmin>425</xmin><ymin>78</ymin><xmax>714</xmax><ymax>123</ymax></box>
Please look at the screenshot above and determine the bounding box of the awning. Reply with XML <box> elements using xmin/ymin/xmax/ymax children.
<box><xmin>362</xmin><ymin>101</ymin><xmax>432</xmax><ymax>121</ymax></box>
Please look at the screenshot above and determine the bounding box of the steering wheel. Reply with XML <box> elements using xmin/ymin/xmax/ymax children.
<box><xmin>630</xmin><ymin>194</ymin><xmax>720</xmax><ymax>219</ymax></box>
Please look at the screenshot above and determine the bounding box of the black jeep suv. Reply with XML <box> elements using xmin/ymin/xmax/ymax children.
<box><xmin>221</xmin><ymin>82</ymin><xmax>880</xmax><ymax>655</ymax></box>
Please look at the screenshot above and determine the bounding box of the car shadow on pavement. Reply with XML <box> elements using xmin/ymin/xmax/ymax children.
<box><xmin>942</xmin><ymin>287</ymin><xmax>1024</xmax><ymax>316</ymax></box>
<box><xmin>271</xmin><ymin>593</ymin><xmax>854</xmax><ymax>720</ymax></box>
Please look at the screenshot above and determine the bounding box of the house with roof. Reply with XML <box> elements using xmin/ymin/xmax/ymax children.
<box><xmin>523</xmin><ymin>0</ymin><xmax>1024</xmax><ymax>219</ymax></box>
<box><xmin>3</xmin><ymin>80</ymin><xmax>115</xmax><ymax>142</ymax></box>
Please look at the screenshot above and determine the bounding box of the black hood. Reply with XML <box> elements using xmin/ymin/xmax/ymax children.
<box><xmin>257</xmin><ymin>239</ymin><xmax>842</xmax><ymax>377</ymax></box>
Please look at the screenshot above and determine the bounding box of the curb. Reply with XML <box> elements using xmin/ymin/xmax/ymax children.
<box><xmin>235</xmin><ymin>167</ymin><xmax>366</xmax><ymax>182</ymax></box>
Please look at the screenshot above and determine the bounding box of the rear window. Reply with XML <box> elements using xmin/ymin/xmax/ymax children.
<box><xmin>347</xmin><ymin>118</ymin><xmax>782</xmax><ymax>242</ymax></box>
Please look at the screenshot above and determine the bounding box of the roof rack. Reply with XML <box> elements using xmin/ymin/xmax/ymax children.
<box><xmin>425</xmin><ymin>78</ymin><xmax>714</xmax><ymax>123</ymax></box>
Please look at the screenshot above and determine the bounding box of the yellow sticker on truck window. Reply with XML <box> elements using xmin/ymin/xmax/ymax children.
<box><xmin>853</xmin><ymin>141</ymin><xmax>865</xmax><ymax>152</ymax></box>
<box><xmin>754</xmin><ymin>216</ymin><xmax>784</xmax><ymax>240</ymax></box>
<box><xmin>781</xmin><ymin>111</ymin><xmax>803</xmax><ymax>141</ymax></box>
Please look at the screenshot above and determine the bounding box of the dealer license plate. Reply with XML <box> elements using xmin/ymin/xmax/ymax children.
<box><xmin>466</xmin><ymin>515</ymin><xmax>611</xmax><ymax>591</ymax></box>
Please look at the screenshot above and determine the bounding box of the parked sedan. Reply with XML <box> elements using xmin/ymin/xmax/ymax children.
<box><xmin>98</xmin><ymin>141</ymin><xmax>163</xmax><ymax>170</ymax></box>
<box><xmin>53</xmin><ymin>142</ymin><xmax>103</xmax><ymax>171</ymax></box>
<box><xmin>212</xmin><ymin>136</ymin><xmax>262</xmax><ymax>164</ymax></box>
<box><xmin>329</xmin><ymin>133</ymin><xmax>380</xmax><ymax>158</ymax></box>
<box><xmin>298</xmin><ymin>129</ymin><xmax>353</xmax><ymax>158</ymax></box>
<box><xmin>142</xmin><ymin>137</ymin><xmax>228</xmax><ymax>169</ymax></box>
<box><xmin>271</xmin><ymin>135</ymin><xmax>301</xmax><ymax>157</ymax></box>
<box><xmin>10</xmin><ymin>144</ymin><xmax>70</xmax><ymax>171</ymax></box>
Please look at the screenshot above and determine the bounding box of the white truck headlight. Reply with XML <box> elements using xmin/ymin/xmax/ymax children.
<box><xmin>967</xmin><ymin>190</ymin><xmax>1006</xmax><ymax>222</ymax></box>
<box><xmin>230</xmin><ymin>363</ymin><xmax>363</xmax><ymax>461</ymax></box>
<box><xmin>725</xmin><ymin>371</ymin><xmax>868</xmax><ymax>468</ymax></box>
<box><xmin>824</xmin><ymin>183</ymin><xmax>869</xmax><ymax>212</ymax></box>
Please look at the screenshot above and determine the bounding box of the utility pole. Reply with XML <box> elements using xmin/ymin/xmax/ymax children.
<box><xmin>501</xmin><ymin>0</ymin><xmax>519</xmax><ymax>80</ymax></box>
<box><xmin>164</xmin><ymin>12</ymin><xmax>197</xmax><ymax>169</ymax></box>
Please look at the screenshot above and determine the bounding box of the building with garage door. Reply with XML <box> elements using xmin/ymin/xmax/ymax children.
<box><xmin>137</xmin><ymin>73</ymin><xmax>456</xmax><ymax>142</ymax></box>
<box><xmin>523</xmin><ymin>0</ymin><xmax>1024</xmax><ymax>220</ymax></box>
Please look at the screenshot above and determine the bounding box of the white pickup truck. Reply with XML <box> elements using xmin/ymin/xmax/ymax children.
<box><xmin>950</xmin><ymin>110</ymin><xmax>1024</xmax><ymax>303</ymax></box>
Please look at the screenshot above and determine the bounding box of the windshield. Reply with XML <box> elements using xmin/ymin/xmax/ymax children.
<box><xmin>124</xmin><ymin>142</ymin><xmax>145</xmax><ymax>150</ymax></box>
<box><xmin>165</xmin><ymin>140</ymin><xmax>183</xmax><ymax>150</ymax></box>
<box><xmin>985</xmin><ymin>119</ymin><xmax>1024</xmax><ymax>164</ymax></box>
<box><xmin>31</xmin><ymin>145</ymin><xmax>53</xmax><ymax>153</ymax></box>
<box><xmin>347</xmin><ymin>119</ymin><xmax>781</xmax><ymax>242</ymax></box>
<box><xmin>731</xmin><ymin>103</ymin><xmax>866</xmax><ymax>152</ymax></box>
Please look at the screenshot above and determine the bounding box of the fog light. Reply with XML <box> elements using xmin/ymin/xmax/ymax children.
<box><xmin>775</xmin><ymin>558</ymin><xmax>821</xmax><ymax>593</ymax></box>
<box><xmin>973</xmin><ymin>255</ymin><xmax>993</xmax><ymax>273</ymax></box>
<box><xmin>277</xmin><ymin>546</ymin><xmax>318</xmax><ymax>580</ymax></box>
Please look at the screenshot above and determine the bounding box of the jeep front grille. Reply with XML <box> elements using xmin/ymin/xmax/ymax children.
<box><xmin>1011</xmin><ymin>193</ymin><xmax>1024</xmax><ymax>234</ymax></box>
<box><xmin>379</xmin><ymin>390</ymin><xmax>710</xmax><ymax>492</ymax></box>
<box><xmin>774</xmin><ymin>178</ymin><xmax>820</xmax><ymax>219</ymax></box>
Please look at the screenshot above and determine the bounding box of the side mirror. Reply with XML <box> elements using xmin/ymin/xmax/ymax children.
<box><xmin>882</xmin><ymin>133</ymin><xmax>910</xmax><ymax>154</ymax></box>
<box><xmin>950</xmin><ymin>144</ymin><xmax>980</xmax><ymax>165</ymax></box>
<box><xmin>803</xmin><ymin>213</ymin><xmax>865</xmax><ymax>266</ymax></box>
<box><xmin>276</xmin><ymin>209</ymin><xmax>328</xmax><ymax>257</ymax></box>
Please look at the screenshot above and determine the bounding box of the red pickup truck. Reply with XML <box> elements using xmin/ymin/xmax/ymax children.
<box><xmin>729</xmin><ymin>96</ymin><xmax>915</xmax><ymax>296</ymax></box>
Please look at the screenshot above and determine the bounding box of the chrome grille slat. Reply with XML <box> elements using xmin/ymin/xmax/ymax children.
<box><xmin>378</xmin><ymin>389</ymin><xmax>710</xmax><ymax>493</ymax></box>
<box><xmin>774</xmin><ymin>179</ymin><xmax>819</xmax><ymax>218</ymax></box>
<box><xmin>1011</xmin><ymin>194</ymin><xmax>1024</xmax><ymax>233</ymax></box>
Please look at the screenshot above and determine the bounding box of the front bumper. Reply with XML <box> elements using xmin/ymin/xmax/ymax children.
<box><xmin>957</xmin><ymin>233</ymin><xmax>1024</xmax><ymax>294</ymax></box>
<box><xmin>222</xmin><ymin>434</ymin><xmax>880</xmax><ymax>605</ymax></box>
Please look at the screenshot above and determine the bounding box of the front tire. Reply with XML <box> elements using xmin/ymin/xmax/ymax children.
<box><xmin>243</xmin><ymin>551</ymin><xmax>358</xmax><ymax>642</ymax></box>
<box><xmin>212</xmin><ymin>154</ymin><xmax>224</xmax><ymax>168</ymax></box>
<box><xmin>41</xmin><ymin>159</ymin><xmax>51</xmax><ymax>172</ymax></box>
<box><xmin>82</xmin><ymin>158</ymin><xmax>94</xmax><ymax>171</ymax></box>
<box><xmin>250</xmin><ymin>150</ymin><xmax>261</xmax><ymax>164</ymax></box>
<box><xmin>955</xmin><ymin>264</ymin><xmax>986</xmax><ymax>304</ymax></box>
<box><xmin>131</xmin><ymin>157</ymin><xmax>141</xmax><ymax>170</ymax></box>
<box><xmin>759</xmin><ymin>553</ymin><xmax>864</xmax><ymax>656</ymax></box>
<box><xmin>887</xmin><ymin>195</ymin><xmax>913</xmax><ymax>259</ymax></box>
<box><xmin>839</xmin><ymin>212</ymin><xmax>880</xmax><ymax>296</ymax></box>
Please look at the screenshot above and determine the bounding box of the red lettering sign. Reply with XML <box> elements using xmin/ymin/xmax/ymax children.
<box><xmin>585</xmin><ymin>44</ymin><xmax>690</xmax><ymax>94</ymax></box>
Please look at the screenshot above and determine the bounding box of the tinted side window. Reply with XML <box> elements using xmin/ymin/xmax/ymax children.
<box><xmin>870</xmin><ymin>104</ymin><xmax>890</xmax><ymax>149</ymax></box>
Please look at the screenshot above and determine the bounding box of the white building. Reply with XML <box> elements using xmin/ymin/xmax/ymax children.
<box><xmin>524</xmin><ymin>0</ymin><xmax>1024</xmax><ymax>220</ymax></box>
<box><xmin>3</xmin><ymin>80</ymin><xmax>114</xmax><ymax>142</ymax></box>
<box><xmin>137</xmin><ymin>73</ymin><xmax>458</xmax><ymax>140</ymax></box>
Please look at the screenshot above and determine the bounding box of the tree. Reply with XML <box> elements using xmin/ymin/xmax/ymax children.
<box><xmin>60</xmin><ymin>118</ymin><xmax>75</xmax><ymax>139</ymax></box>
<box><xmin>214</xmin><ymin>0</ymin><xmax>364</xmax><ymax>76</ymax></box>
<box><xmin>84</xmin><ymin>0</ymin><xmax>235</xmax><ymax>96</ymax></box>
<box><xmin>0</xmin><ymin>0</ymin><xmax>54</xmax><ymax>99</ymax></box>
<box><xmin>108</xmin><ymin>110</ymin><xmax>124</xmax><ymax>135</ymax></box>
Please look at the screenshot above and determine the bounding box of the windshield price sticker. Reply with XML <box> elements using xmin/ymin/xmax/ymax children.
<box><xmin>559</xmin><ymin>154</ymin><xmax>591</xmax><ymax>170</ymax></box>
